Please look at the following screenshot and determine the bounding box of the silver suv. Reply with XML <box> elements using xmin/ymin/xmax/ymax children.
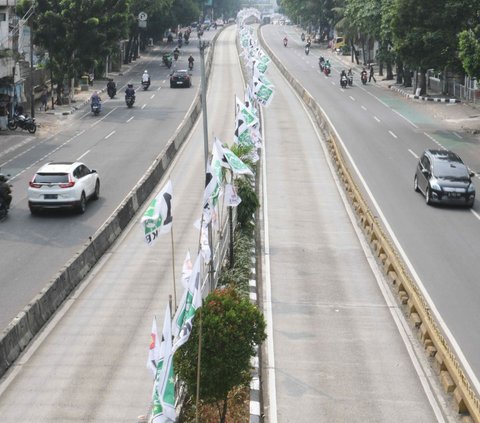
<box><xmin>28</xmin><ymin>162</ymin><xmax>100</xmax><ymax>214</ymax></box>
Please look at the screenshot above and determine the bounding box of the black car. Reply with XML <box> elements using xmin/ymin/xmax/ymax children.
<box><xmin>414</xmin><ymin>149</ymin><xmax>475</xmax><ymax>207</ymax></box>
<box><xmin>170</xmin><ymin>70</ymin><xmax>191</xmax><ymax>88</ymax></box>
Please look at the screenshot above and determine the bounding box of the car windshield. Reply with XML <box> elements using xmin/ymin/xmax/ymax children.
<box><xmin>34</xmin><ymin>173</ymin><xmax>69</xmax><ymax>183</ymax></box>
<box><xmin>434</xmin><ymin>160</ymin><xmax>469</xmax><ymax>180</ymax></box>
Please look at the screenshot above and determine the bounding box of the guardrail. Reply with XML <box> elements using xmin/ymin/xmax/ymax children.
<box><xmin>0</xmin><ymin>30</ymin><xmax>223</xmax><ymax>380</ymax></box>
<box><xmin>257</xmin><ymin>24</ymin><xmax>480</xmax><ymax>422</ymax></box>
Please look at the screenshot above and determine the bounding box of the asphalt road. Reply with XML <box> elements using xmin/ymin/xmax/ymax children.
<box><xmin>261</xmin><ymin>23</ymin><xmax>480</xmax><ymax>394</ymax></box>
<box><xmin>0</xmin><ymin>32</ymin><xmax>215</xmax><ymax>331</ymax></box>
<box><xmin>0</xmin><ymin>25</ymin><xmax>245</xmax><ymax>422</ymax></box>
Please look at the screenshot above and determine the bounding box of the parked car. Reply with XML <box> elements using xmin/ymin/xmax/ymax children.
<box><xmin>170</xmin><ymin>70</ymin><xmax>192</xmax><ymax>88</ymax></box>
<box><xmin>414</xmin><ymin>149</ymin><xmax>475</xmax><ymax>207</ymax></box>
<box><xmin>28</xmin><ymin>162</ymin><xmax>100</xmax><ymax>214</ymax></box>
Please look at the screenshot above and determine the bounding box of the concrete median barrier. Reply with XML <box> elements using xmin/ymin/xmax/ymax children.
<box><xmin>0</xmin><ymin>29</ymin><xmax>220</xmax><ymax>379</ymax></box>
<box><xmin>257</xmin><ymin>24</ymin><xmax>480</xmax><ymax>423</ymax></box>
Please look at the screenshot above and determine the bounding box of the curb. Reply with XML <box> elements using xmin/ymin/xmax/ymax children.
<box><xmin>249</xmin><ymin>245</ymin><xmax>261</xmax><ymax>423</ymax></box>
<box><xmin>389</xmin><ymin>84</ymin><xmax>461</xmax><ymax>103</ymax></box>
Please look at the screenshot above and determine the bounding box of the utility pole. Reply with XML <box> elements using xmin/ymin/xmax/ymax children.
<box><xmin>29</xmin><ymin>8</ymin><xmax>35</xmax><ymax>118</ymax></box>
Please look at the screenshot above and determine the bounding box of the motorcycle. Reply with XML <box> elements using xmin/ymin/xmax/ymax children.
<box><xmin>340</xmin><ymin>75</ymin><xmax>348</xmax><ymax>88</ymax></box>
<box><xmin>125</xmin><ymin>95</ymin><xmax>135</xmax><ymax>108</ymax></box>
<box><xmin>8</xmin><ymin>112</ymin><xmax>37</xmax><ymax>134</ymax></box>
<box><xmin>319</xmin><ymin>59</ymin><xmax>325</xmax><ymax>71</ymax></box>
<box><xmin>347</xmin><ymin>75</ymin><xmax>353</xmax><ymax>86</ymax></box>
<box><xmin>188</xmin><ymin>61</ymin><xmax>194</xmax><ymax>71</ymax></box>
<box><xmin>301</xmin><ymin>33</ymin><xmax>305</xmax><ymax>42</ymax></box>
<box><xmin>107</xmin><ymin>84</ymin><xmax>116</xmax><ymax>99</ymax></box>
<box><xmin>305</xmin><ymin>45</ymin><xmax>310</xmax><ymax>55</ymax></box>
<box><xmin>142</xmin><ymin>80</ymin><xmax>150</xmax><ymax>91</ymax></box>
<box><xmin>163</xmin><ymin>54</ymin><xmax>173</xmax><ymax>69</ymax></box>
<box><xmin>324</xmin><ymin>65</ymin><xmax>331</xmax><ymax>76</ymax></box>
<box><xmin>361</xmin><ymin>71</ymin><xmax>368</xmax><ymax>85</ymax></box>
<box><xmin>173</xmin><ymin>51</ymin><xmax>179</xmax><ymax>61</ymax></box>
<box><xmin>283</xmin><ymin>38</ymin><xmax>288</xmax><ymax>47</ymax></box>
<box><xmin>0</xmin><ymin>171</ymin><xmax>12</xmax><ymax>220</ymax></box>
<box><xmin>91</xmin><ymin>101</ymin><xmax>101</xmax><ymax>116</ymax></box>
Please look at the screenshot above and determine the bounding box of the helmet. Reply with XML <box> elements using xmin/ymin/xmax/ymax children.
<box><xmin>128</xmin><ymin>83</ymin><xmax>133</xmax><ymax>88</ymax></box>
<box><xmin>144</xmin><ymin>70</ymin><xmax>148</xmax><ymax>73</ymax></box>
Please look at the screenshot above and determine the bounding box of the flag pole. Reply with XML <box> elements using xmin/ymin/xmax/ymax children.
<box><xmin>195</xmin><ymin>307</ymin><xmax>203</xmax><ymax>423</ymax></box>
<box><xmin>170</xmin><ymin>228</ymin><xmax>177</xmax><ymax>309</ymax></box>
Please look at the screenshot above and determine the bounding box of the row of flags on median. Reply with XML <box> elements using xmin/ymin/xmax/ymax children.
<box><xmin>139</xmin><ymin>16</ymin><xmax>274</xmax><ymax>421</ymax></box>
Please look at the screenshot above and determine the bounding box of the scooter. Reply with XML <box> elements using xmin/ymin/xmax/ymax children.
<box><xmin>107</xmin><ymin>84</ymin><xmax>116</xmax><ymax>99</ymax></box>
<box><xmin>340</xmin><ymin>75</ymin><xmax>348</xmax><ymax>88</ymax></box>
<box><xmin>188</xmin><ymin>61</ymin><xmax>194</xmax><ymax>71</ymax></box>
<box><xmin>305</xmin><ymin>45</ymin><xmax>310</xmax><ymax>55</ymax></box>
<box><xmin>347</xmin><ymin>75</ymin><xmax>353</xmax><ymax>86</ymax></box>
<box><xmin>361</xmin><ymin>71</ymin><xmax>368</xmax><ymax>85</ymax></box>
<box><xmin>283</xmin><ymin>38</ymin><xmax>288</xmax><ymax>47</ymax></box>
<box><xmin>142</xmin><ymin>80</ymin><xmax>150</xmax><ymax>91</ymax></box>
<box><xmin>324</xmin><ymin>66</ymin><xmax>331</xmax><ymax>76</ymax></box>
<box><xmin>125</xmin><ymin>95</ymin><xmax>135</xmax><ymax>108</ymax></box>
<box><xmin>91</xmin><ymin>101</ymin><xmax>101</xmax><ymax>116</ymax></box>
<box><xmin>319</xmin><ymin>59</ymin><xmax>325</xmax><ymax>71</ymax></box>
<box><xmin>301</xmin><ymin>33</ymin><xmax>305</xmax><ymax>42</ymax></box>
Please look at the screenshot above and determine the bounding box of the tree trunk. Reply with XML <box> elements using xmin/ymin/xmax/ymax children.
<box><xmin>396</xmin><ymin>60</ymin><xmax>404</xmax><ymax>84</ymax></box>
<box><xmin>386</xmin><ymin>61</ymin><xmax>394</xmax><ymax>80</ymax></box>
<box><xmin>220</xmin><ymin>397</ymin><xmax>228</xmax><ymax>423</ymax></box>
<box><xmin>404</xmin><ymin>66</ymin><xmax>412</xmax><ymax>87</ymax></box>
<box><xmin>419</xmin><ymin>69</ymin><xmax>427</xmax><ymax>95</ymax></box>
<box><xmin>124</xmin><ymin>34</ymin><xmax>133</xmax><ymax>64</ymax></box>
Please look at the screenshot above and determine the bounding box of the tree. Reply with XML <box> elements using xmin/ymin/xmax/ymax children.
<box><xmin>18</xmin><ymin>0</ymin><xmax>130</xmax><ymax>96</ymax></box>
<box><xmin>458</xmin><ymin>29</ymin><xmax>480</xmax><ymax>79</ymax></box>
<box><xmin>175</xmin><ymin>287</ymin><xmax>267</xmax><ymax>423</ymax></box>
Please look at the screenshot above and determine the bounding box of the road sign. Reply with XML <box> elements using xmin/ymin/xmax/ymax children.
<box><xmin>138</xmin><ymin>12</ymin><xmax>148</xmax><ymax>21</ymax></box>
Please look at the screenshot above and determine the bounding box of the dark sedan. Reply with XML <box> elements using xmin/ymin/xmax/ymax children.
<box><xmin>414</xmin><ymin>149</ymin><xmax>475</xmax><ymax>207</ymax></box>
<box><xmin>170</xmin><ymin>70</ymin><xmax>191</xmax><ymax>88</ymax></box>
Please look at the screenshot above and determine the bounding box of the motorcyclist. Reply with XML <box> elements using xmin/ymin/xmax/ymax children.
<box><xmin>283</xmin><ymin>36</ymin><xmax>288</xmax><ymax>46</ymax></box>
<box><xmin>188</xmin><ymin>55</ymin><xmax>194</xmax><ymax>69</ymax></box>
<box><xmin>125</xmin><ymin>83</ymin><xmax>135</xmax><ymax>98</ymax></box>
<box><xmin>90</xmin><ymin>91</ymin><xmax>102</xmax><ymax>111</ymax></box>
<box><xmin>0</xmin><ymin>173</ymin><xmax>12</xmax><ymax>211</ymax></box>
<box><xmin>340</xmin><ymin>70</ymin><xmax>347</xmax><ymax>86</ymax></box>
<box><xmin>301</xmin><ymin>32</ymin><xmax>305</xmax><ymax>41</ymax></box>
<box><xmin>107</xmin><ymin>79</ymin><xmax>116</xmax><ymax>96</ymax></box>
<box><xmin>142</xmin><ymin>70</ymin><xmax>151</xmax><ymax>85</ymax></box>
<box><xmin>173</xmin><ymin>47</ymin><xmax>180</xmax><ymax>60</ymax></box>
<box><xmin>319</xmin><ymin>55</ymin><xmax>325</xmax><ymax>66</ymax></box>
<box><xmin>361</xmin><ymin>68</ymin><xmax>368</xmax><ymax>83</ymax></box>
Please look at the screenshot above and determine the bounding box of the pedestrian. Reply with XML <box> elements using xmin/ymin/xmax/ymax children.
<box><xmin>369</xmin><ymin>64</ymin><xmax>376</xmax><ymax>83</ymax></box>
<box><xmin>40</xmin><ymin>88</ymin><xmax>48</xmax><ymax>111</ymax></box>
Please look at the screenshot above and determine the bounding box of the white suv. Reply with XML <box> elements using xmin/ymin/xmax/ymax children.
<box><xmin>28</xmin><ymin>162</ymin><xmax>100</xmax><ymax>214</ymax></box>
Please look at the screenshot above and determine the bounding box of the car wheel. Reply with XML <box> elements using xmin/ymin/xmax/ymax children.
<box><xmin>29</xmin><ymin>206</ymin><xmax>39</xmax><ymax>215</ymax></box>
<box><xmin>78</xmin><ymin>192</ymin><xmax>87</xmax><ymax>214</ymax></box>
<box><xmin>414</xmin><ymin>175</ymin><xmax>419</xmax><ymax>192</ymax></box>
<box><xmin>425</xmin><ymin>187</ymin><xmax>432</xmax><ymax>205</ymax></box>
<box><xmin>92</xmin><ymin>180</ymin><xmax>100</xmax><ymax>200</ymax></box>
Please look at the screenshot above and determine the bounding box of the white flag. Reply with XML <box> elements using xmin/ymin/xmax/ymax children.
<box><xmin>214</xmin><ymin>138</ymin><xmax>254</xmax><ymax>176</ymax></box>
<box><xmin>172</xmin><ymin>254</ymin><xmax>203</xmax><ymax>352</ymax></box>
<box><xmin>147</xmin><ymin>316</ymin><xmax>161</xmax><ymax>378</ymax></box>
<box><xmin>224</xmin><ymin>183</ymin><xmax>242</xmax><ymax>207</ymax></box>
<box><xmin>181</xmin><ymin>251</ymin><xmax>192</xmax><ymax>289</ymax></box>
<box><xmin>141</xmin><ymin>180</ymin><xmax>173</xmax><ymax>245</ymax></box>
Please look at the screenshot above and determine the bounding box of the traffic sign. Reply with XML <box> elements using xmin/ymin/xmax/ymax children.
<box><xmin>138</xmin><ymin>12</ymin><xmax>148</xmax><ymax>21</ymax></box>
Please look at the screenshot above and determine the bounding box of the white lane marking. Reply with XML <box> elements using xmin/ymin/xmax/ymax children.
<box><xmin>150</xmin><ymin>94</ymin><xmax>155</xmax><ymax>99</ymax></box>
<box><xmin>361</xmin><ymin>105</ymin><xmax>367</xmax><ymax>111</ymax></box>
<box><xmin>349</xmin><ymin>95</ymin><xmax>355</xmax><ymax>101</ymax></box>
<box><xmin>423</xmin><ymin>132</ymin><xmax>445</xmax><ymax>149</ymax></box>
<box><xmin>374</xmin><ymin>116</ymin><xmax>380</xmax><ymax>122</ymax></box>
<box><xmin>408</xmin><ymin>149</ymin><xmax>419</xmax><ymax>159</ymax></box>
<box><xmin>91</xmin><ymin>108</ymin><xmax>117</xmax><ymax>127</ymax></box>
<box><xmin>105</xmin><ymin>130</ymin><xmax>115</xmax><ymax>139</ymax></box>
<box><xmin>157</xmin><ymin>87</ymin><xmax>161</xmax><ymax>92</ymax></box>
<box><xmin>388</xmin><ymin>130</ymin><xmax>398</xmax><ymax>139</ymax></box>
<box><xmin>453</xmin><ymin>131</ymin><xmax>463</xmax><ymax>139</ymax></box>
<box><xmin>471</xmin><ymin>209</ymin><xmax>480</xmax><ymax>220</ymax></box>
<box><xmin>141</xmin><ymin>104</ymin><xmax>146</xmax><ymax>110</ymax></box>
<box><xmin>364</xmin><ymin>89</ymin><xmax>419</xmax><ymax>129</ymax></box>
<box><xmin>127</xmin><ymin>116</ymin><xmax>134</xmax><ymax>123</ymax></box>
<box><xmin>76</xmin><ymin>150</ymin><xmax>90</xmax><ymax>161</ymax></box>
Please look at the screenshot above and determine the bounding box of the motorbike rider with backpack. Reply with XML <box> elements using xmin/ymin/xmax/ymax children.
<box><xmin>188</xmin><ymin>55</ymin><xmax>194</xmax><ymax>70</ymax></box>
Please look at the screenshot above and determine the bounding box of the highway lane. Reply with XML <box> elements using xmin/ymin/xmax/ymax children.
<box><xmin>260</xmin><ymin>30</ymin><xmax>444</xmax><ymax>422</ymax></box>
<box><xmin>0</xmin><ymin>34</ymin><xmax>213</xmax><ymax>331</ymax></box>
<box><xmin>0</xmin><ymin>25</ymin><xmax>244</xmax><ymax>422</ymax></box>
<box><xmin>262</xmin><ymin>24</ymin><xmax>480</xmax><ymax>392</ymax></box>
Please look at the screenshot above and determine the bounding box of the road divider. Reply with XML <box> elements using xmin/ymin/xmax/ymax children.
<box><xmin>258</xmin><ymin>24</ymin><xmax>480</xmax><ymax>423</ymax></box>
<box><xmin>0</xmin><ymin>30</ymin><xmax>221</xmax><ymax>379</ymax></box>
